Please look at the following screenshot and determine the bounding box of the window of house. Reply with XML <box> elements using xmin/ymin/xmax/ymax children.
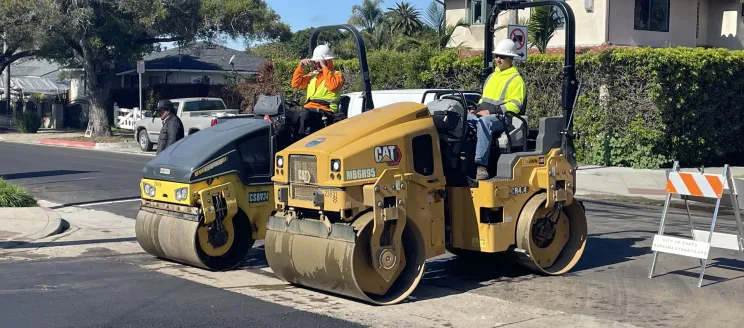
<box><xmin>236</xmin><ymin>128</ymin><xmax>272</xmax><ymax>177</ymax></box>
<box><xmin>634</xmin><ymin>0</ymin><xmax>670</xmax><ymax>32</ymax></box>
<box><xmin>412</xmin><ymin>134</ymin><xmax>435</xmax><ymax>176</ymax></box>
<box><xmin>469</xmin><ymin>0</ymin><xmax>486</xmax><ymax>24</ymax></box>
<box><xmin>191</xmin><ymin>75</ymin><xmax>211</xmax><ymax>84</ymax></box>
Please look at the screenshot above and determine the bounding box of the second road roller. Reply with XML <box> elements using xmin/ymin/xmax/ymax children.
<box><xmin>264</xmin><ymin>0</ymin><xmax>587</xmax><ymax>305</ymax></box>
<box><xmin>134</xmin><ymin>24</ymin><xmax>376</xmax><ymax>270</ymax></box>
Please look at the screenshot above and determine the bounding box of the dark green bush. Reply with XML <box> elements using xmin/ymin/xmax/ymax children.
<box><xmin>14</xmin><ymin>111</ymin><xmax>42</xmax><ymax>133</ymax></box>
<box><xmin>266</xmin><ymin>46</ymin><xmax>744</xmax><ymax>169</ymax></box>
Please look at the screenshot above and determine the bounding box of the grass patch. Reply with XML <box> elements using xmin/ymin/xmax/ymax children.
<box><xmin>55</xmin><ymin>136</ymin><xmax>135</xmax><ymax>143</ymax></box>
<box><xmin>0</xmin><ymin>178</ymin><xmax>37</xmax><ymax>207</ymax></box>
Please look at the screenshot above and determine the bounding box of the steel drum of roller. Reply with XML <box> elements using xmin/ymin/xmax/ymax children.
<box><xmin>135</xmin><ymin>206</ymin><xmax>254</xmax><ymax>271</ymax></box>
<box><xmin>264</xmin><ymin>211</ymin><xmax>426</xmax><ymax>305</ymax></box>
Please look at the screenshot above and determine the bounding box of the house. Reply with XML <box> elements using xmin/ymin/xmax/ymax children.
<box><xmin>62</xmin><ymin>41</ymin><xmax>267</xmax><ymax>103</ymax></box>
<box><xmin>446</xmin><ymin>0</ymin><xmax>744</xmax><ymax>52</ymax></box>
<box><xmin>0</xmin><ymin>58</ymin><xmax>71</xmax><ymax>99</ymax></box>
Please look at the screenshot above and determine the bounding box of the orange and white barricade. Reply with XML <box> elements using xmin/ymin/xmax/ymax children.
<box><xmin>649</xmin><ymin>161</ymin><xmax>744</xmax><ymax>287</ymax></box>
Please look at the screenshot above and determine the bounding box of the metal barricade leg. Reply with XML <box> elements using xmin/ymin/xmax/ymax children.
<box><xmin>726</xmin><ymin>169</ymin><xmax>744</xmax><ymax>253</ymax></box>
<box><xmin>696</xmin><ymin>165</ymin><xmax>728</xmax><ymax>287</ymax></box>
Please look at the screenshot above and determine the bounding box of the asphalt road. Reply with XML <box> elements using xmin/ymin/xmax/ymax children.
<box><xmin>0</xmin><ymin>256</ymin><xmax>361</xmax><ymax>328</ymax></box>
<box><xmin>3</xmin><ymin>141</ymin><xmax>744</xmax><ymax>327</ymax></box>
<box><xmin>0</xmin><ymin>142</ymin><xmax>151</xmax><ymax>218</ymax></box>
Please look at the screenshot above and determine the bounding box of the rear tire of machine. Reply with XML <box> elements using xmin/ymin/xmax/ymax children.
<box><xmin>514</xmin><ymin>192</ymin><xmax>587</xmax><ymax>275</ymax></box>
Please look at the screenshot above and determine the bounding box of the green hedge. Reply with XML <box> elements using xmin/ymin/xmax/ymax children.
<box><xmin>266</xmin><ymin>46</ymin><xmax>744</xmax><ymax>169</ymax></box>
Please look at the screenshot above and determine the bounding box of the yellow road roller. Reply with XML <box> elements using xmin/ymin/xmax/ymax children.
<box><xmin>264</xmin><ymin>0</ymin><xmax>587</xmax><ymax>305</ymax></box>
<box><xmin>135</xmin><ymin>24</ymin><xmax>376</xmax><ymax>270</ymax></box>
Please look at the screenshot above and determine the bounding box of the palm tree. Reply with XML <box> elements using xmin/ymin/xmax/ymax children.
<box><xmin>348</xmin><ymin>0</ymin><xmax>386</xmax><ymax>33</ymax></box>
<box><xmin>526</xmin><ymin>6</ymin><xmax>563</xmax><ymax>53</ymax></box>
<box><xmin>386</xmin><ymin>1</ymin><xmax>423</xmax><ymax>36</ymax></box>
<box><xmin>422</xmin><ymin>0</ymin><xmax>469</xmax><ymax>49</ymax></box>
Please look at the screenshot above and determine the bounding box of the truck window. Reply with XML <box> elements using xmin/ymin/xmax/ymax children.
<box><xmin>182</xmin><ymin>100</ymin><xmax>226</xmax><ymax>112</ymax></box>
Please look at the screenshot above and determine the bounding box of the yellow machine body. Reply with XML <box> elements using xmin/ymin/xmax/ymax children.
<box><xmin>264</xmin><ymin>101</ymin><xmax>588</xmax><ymax>305</ymax></box>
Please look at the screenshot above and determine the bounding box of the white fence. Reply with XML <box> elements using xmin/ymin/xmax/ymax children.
<box><xmin>114</xmin><ymin>103</ymin><xmax>142</xmax><ymax>130</ymax></box>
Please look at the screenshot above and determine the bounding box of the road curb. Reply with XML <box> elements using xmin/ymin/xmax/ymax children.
<box><xmin>28</xmin><ymin>206</ymin><xmax>66</xmax><ymax>240</ymax></box>
<box><xmin>38</xmin><ymin>138</ymin><xmax>138</xmax><ymax>149</ymax></box>
<box><xmin>39</xmin><ymin>138</ymin><xmax>96</xmax><ymax>148</ymax></box>
<box><xmin>577</xmin><ymin>192</ymin><xmax>738</xmax><ymax>214</ymax></box>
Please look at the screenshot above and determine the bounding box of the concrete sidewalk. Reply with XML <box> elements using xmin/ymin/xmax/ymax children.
<box><xmin>0</xmin><ymin>207</ymin><xmax>66</xmax><ymax>250</ymax></box>
<box><xmin>576</xmin><ymin>165</ymin><xmax>744</xmax><ymax>210</ymax></box>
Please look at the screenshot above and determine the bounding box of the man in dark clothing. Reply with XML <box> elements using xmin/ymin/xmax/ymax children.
<box><xmin>156</xmin><ymin>100</ymin><xmax>184</xmax><ymax>154</ymax></box>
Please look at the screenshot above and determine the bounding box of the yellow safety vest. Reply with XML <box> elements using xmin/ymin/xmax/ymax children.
<box><xmin>306</xmin><ymin>71</ymin><xmax>341</xmax><ymax>112</ymax></box>
<box><xmin>479</xmin><ymin>66</ymin><xmax>525</xmax><ymax>114</ymax></box>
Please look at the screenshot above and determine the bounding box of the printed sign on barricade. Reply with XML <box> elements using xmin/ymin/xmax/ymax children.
<box><xmin>649</xmin><ymin>161</ymin><xmax>744</xmax><ymax>287</ymax></box>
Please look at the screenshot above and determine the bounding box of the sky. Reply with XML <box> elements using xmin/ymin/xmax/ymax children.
<box><xmin>223</xmin><ymin>0</ymin><xmax>440</xmax><ymax>50</ymax></box>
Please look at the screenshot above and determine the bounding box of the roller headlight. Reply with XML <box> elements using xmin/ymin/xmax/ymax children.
<box><xmin>142</xmin><ymin>182</ymin><xmax>156</xmax><ymax>197</ymax></box>
<box><xmin>276</xmin><ymin>156</ymin><xmax>284</xmax><ymax>168</ymax></box>
<box><xmin>174</xmin><ymin>187</ymin><xmax>188</xmax><ymax>201</ymax></box>
<box><xmin>331</xmin><ymin>159</ymin><xmax>341</xmax><ymax>172</ymax></box>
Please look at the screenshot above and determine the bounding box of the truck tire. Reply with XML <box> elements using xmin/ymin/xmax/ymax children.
<box><xmin>138</xmin><ymin>129</ymin><xmax>153</xmax><ymax>152</ymax></box>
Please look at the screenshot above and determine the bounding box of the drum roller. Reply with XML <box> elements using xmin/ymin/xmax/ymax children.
<box><xmin>135</xmin><ymin>206</ymin><xmax>255</xmax><ymax>271</ymax></box>
<box><xmin>264</xmin><ymin>211</ymin><xmax>427</xmax><ymax>305</ymax></box>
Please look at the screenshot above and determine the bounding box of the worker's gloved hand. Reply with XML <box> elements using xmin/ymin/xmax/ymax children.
<box><xmin>300</xmin><ymin>58</ymin><xmax>311</xmax><ymax>67</ymax></box>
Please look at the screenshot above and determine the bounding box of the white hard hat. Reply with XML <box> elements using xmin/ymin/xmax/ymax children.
<box><xmin>311</xmin><ymin>44</ymin><xmax>334</xmax><ymax>61</ymax></box>
<box><xmin>493</xmin><ymin>39</ymin><xmax>519</xmax><ymax>58</ymax></box>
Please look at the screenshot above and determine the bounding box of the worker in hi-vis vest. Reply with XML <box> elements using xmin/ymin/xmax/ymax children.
<box><xmin>289</xmin><ymin>44</ymin><xmax>345</xmax><ymax>137</ymax></box>
<box><xmin>468</xmin><ymin>38</ymin><xmax>526</xmax><ymax>180</ymax></box>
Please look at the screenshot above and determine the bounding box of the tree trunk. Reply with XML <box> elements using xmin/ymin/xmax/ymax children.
<box><xmin>83</xmin><ymin>61</ymin><xmax>113</xmax><ymax>137</ymax></box>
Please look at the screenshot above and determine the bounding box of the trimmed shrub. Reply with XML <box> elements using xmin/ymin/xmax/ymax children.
<box><xmin>0</xmin><ymin>178</ymin><xmax>37</xmax><ymax>207</ymax></box>
<box><xmin>14</xmin><ymin>110</ymin><xmax>42</xmax><ymax>133</ymax></box>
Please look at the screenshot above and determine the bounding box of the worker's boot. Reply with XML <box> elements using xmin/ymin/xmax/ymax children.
<box><xmin>476</xmin><ymin>166</ymin><xmax>489</xmax><ymax>180</ymax></box>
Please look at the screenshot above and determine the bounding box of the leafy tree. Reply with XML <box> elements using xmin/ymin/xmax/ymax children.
<box><xmin>348</xmin><ymin>0</ymin><xmax>386</xmax><ymax>33</ymax></box>
<box><xmin>0</xmin><ymin>0</ymin><xmax>60</xmax><ymax>74</ymax></box>
<box><xmin>386</xmin><ymin>2</ymin><xmax>423</xmax><ymax>37</ymax></box>
<box><xmin>40</xmin><ymin>0</ymin><xmax>289</xmax><ymax>137</ymax></box>
<box><xmin>422</xmin><ymin>0</ymin><xmax>469</xmax><ymax>49</ymax></box>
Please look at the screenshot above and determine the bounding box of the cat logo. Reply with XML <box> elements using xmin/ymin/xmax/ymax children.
<box><xmin>248</xmin><ymin>191</ymin><xmax>270</xmax><ymax>203</ymax></box>
<box><xmin>374</xmin><ymin>145</ymin><xmax>402</xmax><ymax>166</ymax></box>
<box><xmin>297</xmin><ymin>169</ymin><xmax>312</xmax><ymax>183</ymax></box>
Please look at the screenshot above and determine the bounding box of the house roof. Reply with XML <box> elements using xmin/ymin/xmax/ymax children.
<box><xmin>117</xmin><ymin>41</ymin><xmax>266</xmax><ymax>75</ymax></box>
<box><xmin>10</xmin><ymin>59</ymin><xmax>64</xmax><ymax>81</ymax></box>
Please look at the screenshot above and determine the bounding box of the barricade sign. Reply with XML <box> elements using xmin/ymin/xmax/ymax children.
<box><xmin>648</xmin><ymin>161</ymin><xmax>744</xmax><ymax>287</ymax></box>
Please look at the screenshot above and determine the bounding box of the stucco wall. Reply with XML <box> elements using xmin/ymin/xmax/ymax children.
<box><xmin>447</xmin><ymin>0</ymin><xmax>608</xmax><ymax>50</ymax></box>
<box><xmin>608</xmin><ymin>0</ymin><xmax>698</xmax><ymax>47</ymax></box>
<box><xmin>548</xmin><ymin>0</ymin><xmax>609</xmax><ymax>47</ymax></box>
<box><xmin>706</xmin><ymin>0</ymin><xmax>744</xmax><ymax>49</ymax></box>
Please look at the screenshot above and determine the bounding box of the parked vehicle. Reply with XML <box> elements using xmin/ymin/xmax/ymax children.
<box><xmin>134</xmin><ymin>97</ymin><xmax>249</xmax><ymax>151</ymax></box>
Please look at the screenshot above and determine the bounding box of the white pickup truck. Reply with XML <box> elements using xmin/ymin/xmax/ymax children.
<box><xmin>135</xmin><ymin>97</ymin><xmax>247</xmax><ymax>151</ymax></box>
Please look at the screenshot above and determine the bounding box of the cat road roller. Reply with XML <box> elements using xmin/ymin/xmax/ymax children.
<box><xmin>134</xmin><ymin>24</ymin><xmax>376</xmax><ymax>270</ymax></box>
<box><xmin>264</xmin><ymin>0</ymin><xmax>588</xmax><ymax>305</ymax></box>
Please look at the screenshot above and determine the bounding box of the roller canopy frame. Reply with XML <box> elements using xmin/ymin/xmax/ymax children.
<box><xmin>485</xmin><ymin>0</ymin><xmax>580</xmax><ymax>186</ymax></box>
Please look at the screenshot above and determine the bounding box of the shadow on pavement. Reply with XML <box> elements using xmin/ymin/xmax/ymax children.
<box><xmin>0</xmin><ymin>170</ymin><xmax>96</xmax><ymax>180</ymax></box>
<box><xmin>656</xmin><ymin>257</ymin><xmax>744</xmax><ymax>287</ymax></box>
<box><xmin>1</xmin><ymin>237</ymin><xmax>136</xmax><ymax>249</ymax></box>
